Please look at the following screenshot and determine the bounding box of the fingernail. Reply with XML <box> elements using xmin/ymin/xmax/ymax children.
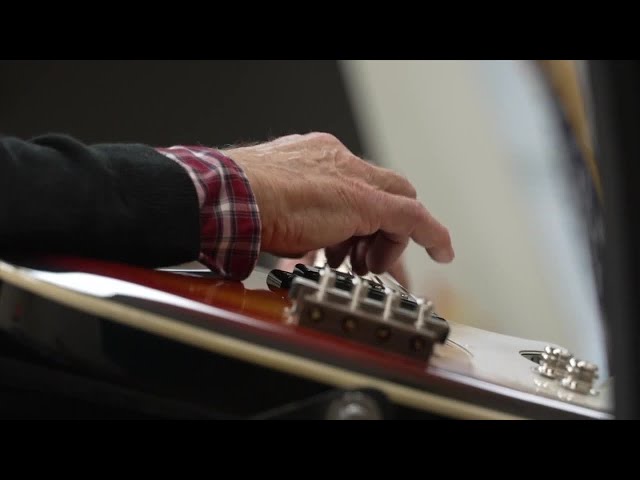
<box><xmin>430</xmin><ymin>246</ymin><xmax>455</xmax><ymax>263</ymax></box>
<box><xmin>447</xmin><ymin>246</ymin><xmax>455</xmax><ymax>261</ymax></box>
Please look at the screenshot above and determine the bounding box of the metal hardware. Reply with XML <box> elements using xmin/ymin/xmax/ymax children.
<box><xmin>537</xmin><ymin>345</ymin><xmax>572</xmax><ymax>379</ymax></box>
<box><xmin>561</xmin><ymin>358</ymin><xmax>599</xmax><ymax>394</ymax></box>
<box><xmin>288</xmin><ymin>265</ymin><xmax>446</xmax><ymax>361</ymax></box>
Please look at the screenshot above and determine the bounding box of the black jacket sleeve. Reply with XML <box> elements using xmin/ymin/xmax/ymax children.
<box><xmin>0</xmin><ymin>133</ymin><xmax>201</xmax><ymax>267</ymax></box>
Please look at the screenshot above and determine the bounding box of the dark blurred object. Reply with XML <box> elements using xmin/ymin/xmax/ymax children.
<box><xmin>588</xmin><ymin>60</ymin><xmax>640</xmax><ymax>419</ymax></box>
<box><xmin>536</xmin><ymin>61</ymin><xmax>605</xmax><ymax>313</ymax></box>
<box><xmin>0</xmin><ymin>60</ymin><xmax>364</xmax><ymax>154</ymax></box>
<box><xmin>535</xmin><ymin>60</ymin><xmax>610</xmax><ymax>375</ymax></box>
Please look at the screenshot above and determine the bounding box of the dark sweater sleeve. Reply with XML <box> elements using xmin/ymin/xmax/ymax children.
<box><xmin>0</xmin><ymin>134</ymin><xmax>201</xmax><ymax>267</ymax></box>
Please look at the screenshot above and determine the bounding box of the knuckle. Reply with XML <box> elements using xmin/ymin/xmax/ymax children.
<box><xmin>381</xmin><ymin>167</ymin><xmax>417</xmax><ymax>198</ymax></box>
<box><xmin>340</xmin><ymin>178</ymin><xmax>368</xmax><ymax>204</ymax></box>
<box><xmin>347</xmin><ymin>153</ymin><xmax>370</xmax><ymax>171</ymax></box>
<box><xmin>409</xmin><ymin>199</ymin><xmax>424</xmax><ymax>221</ymax></box>
<box><xmin>306</xmin><ymin>131</ymin><xmax>342</xmax><ymax>146</ymax></box>
<box><xmin>335</xmin><ymin>152</ymin><xmax>367</xmax><ymax>178</ymax></box>
<box><xmin>399</xmin><ymin>175</ymin><xmax>417</xmax><ymax>198</ymax></box>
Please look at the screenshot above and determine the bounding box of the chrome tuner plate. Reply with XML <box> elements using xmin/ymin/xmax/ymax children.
<box><xmin>288</xmin><ymin>267</ymin><xmax>448</xmax><ymax>361</ymax></box>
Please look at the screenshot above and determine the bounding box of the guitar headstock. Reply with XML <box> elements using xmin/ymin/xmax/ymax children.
<box><xmin>268</xmin><ymin>262</ymin><xmax>449</xmax><ymax>362</ymax></box>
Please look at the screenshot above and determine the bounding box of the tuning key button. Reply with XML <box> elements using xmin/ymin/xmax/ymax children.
<box><xmin>266</xmin><ymin>269</ymin><xmax>294</xmax><ymax>289</ymax></box>
<box><xmin>293</xmin><ymin>264</ymin><xmax>321</xmax><ymax>281</ymax></box>
<box><xmin>537</xmin><ymin>345</ymin><xmax>572</xmax><ymax>379</ymax></box>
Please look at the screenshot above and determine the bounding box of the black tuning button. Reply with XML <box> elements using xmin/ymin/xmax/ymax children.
<box><xmin>267</xmin><ymin>264</ymin><xmax>421</xmax><ymax>311</ymax></box>
<box><xmin>266</xmin><ymin>268</ymin><xmax>295</xmax><ymax>290</ymax></box>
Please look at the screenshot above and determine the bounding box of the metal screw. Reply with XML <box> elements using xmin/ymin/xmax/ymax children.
<box><xmin>342</xmin><ymin>317</ymin><xmax>358</xmax><ymax>334</ymax></box>
<box><xmin>309</xmin><ymin>307</ymin><xmax>323</xmax><ymax>322</ymax></box>
<box><xmin>411</xmin><ymin>336</ymin><xmax>426</xmax><ymax>352</ymax></box>
<box><xmin>375</xmin><ymin>327</ymin><xmax>391</xmax><ymax>342</ymax></box>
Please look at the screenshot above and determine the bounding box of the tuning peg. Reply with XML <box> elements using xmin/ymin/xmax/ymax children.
<box><xmin>561</xmin><ymin>358</ymin><xmax>599</xmax><ymax>394</ymax></box>
<box><xmin>414</xmin><ymin>299</ymin><xmax>435</xmax><ymax>330</ymax></box>
<box><xmin>316</xmin><ymin>266</ymin><xmax>337</xmax><ymax>301</ymax></box>
<box><xmin>537</xmin><ymin>345</ymin><xmax>572</xmax><ymax>379</ymax></box>
<box><xmin>382</xmin><ymin>289</ymin><xmax>403</xmax><ymax>321</ymax></box>
<box><xmin>349</xmin><ymin>276</ymin><xmax>369</xmax><ymax>311</ymax></box>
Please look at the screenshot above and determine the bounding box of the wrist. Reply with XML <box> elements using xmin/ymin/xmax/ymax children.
<box><xmin>156</xmin><ymin>145</ymin><xmax>262</xmax><ymax>280</ymax></box>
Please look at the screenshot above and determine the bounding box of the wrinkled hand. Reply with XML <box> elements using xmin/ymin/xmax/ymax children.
<box><xmin>222</xmin><ymin>133</ymin><xmax>454</xmax><ymax>276</ymax></box>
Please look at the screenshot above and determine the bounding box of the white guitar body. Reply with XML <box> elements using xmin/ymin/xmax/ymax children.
<box><xmin>432</xmin><ymin>322</ymin><xmax>611</xmax><ymax>415</ymax></box>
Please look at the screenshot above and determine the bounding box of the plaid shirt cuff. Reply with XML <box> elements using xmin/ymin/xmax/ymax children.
<box><xmin>156</xmin><ymin>146</ymin><xmax>261</xmax><ymax>280</ymax></box>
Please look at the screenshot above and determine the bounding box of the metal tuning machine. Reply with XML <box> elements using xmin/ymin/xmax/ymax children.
<box><xmin>534</xmin><ymin>344</ymin><xmax>601</xmax><ymax>396</ymax></box>
<box><xmin>287</xmin><ymin>265</ymin><xmax>449</xmax><ymax>362</ymax></box>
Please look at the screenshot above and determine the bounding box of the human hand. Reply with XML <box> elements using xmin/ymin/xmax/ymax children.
<box><xmin>223</xmin><ymin>132</ymin><xmax>454</xmax><ymax>277</ymax></box>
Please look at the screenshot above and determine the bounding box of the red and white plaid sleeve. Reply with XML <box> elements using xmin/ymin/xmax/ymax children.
<box><xmin>156</xmin><ymin>146</ymin><xmax>261</xmax><ymax>281</ymax></box>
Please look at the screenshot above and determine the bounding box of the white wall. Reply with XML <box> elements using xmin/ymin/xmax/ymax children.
<box><xmin>339</xmin><ymin>60</ymin><xmax>608</xmax><ymax>376</ymax></box>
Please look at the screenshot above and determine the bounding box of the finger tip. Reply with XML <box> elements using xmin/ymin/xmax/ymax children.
<box><xmin>366</xmin><ymin>259</ymin><xmax>384</xmax><ymax>274</ymax></box>
<box><xmin>366</xmin><ymin>255</ymin><xmax>390</xmax><ymax>276</ymax></box>
<box><xmin>445</xmin><ymin>247</ymin><xmax>455</xmax><ymax>262</ymax></box>
<box><xmin>353</xmin><ymin>266</ymin><xmax>369</xmax><ymax>277</ymax></box>
<box><xmin>429</xmin><ymin>247</ymin><xmax>455</xmax><ymax>263</ymax></box>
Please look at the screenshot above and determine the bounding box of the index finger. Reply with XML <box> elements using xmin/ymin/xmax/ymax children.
<box><xmin>411</xmin><ymin>202</ymin><xmax>455</xmax><ymax>263</ymax></box>
<box><xmin>356</xmin><ymin>190</ymin><xmax>454</xmax><ymax>264</ymax></box>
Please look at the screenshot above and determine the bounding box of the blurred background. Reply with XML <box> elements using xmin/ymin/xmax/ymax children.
<box><xmin>0</xmin><ymin>60</ymin><xmax>608</xmax><ymax>376</ymax></box>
